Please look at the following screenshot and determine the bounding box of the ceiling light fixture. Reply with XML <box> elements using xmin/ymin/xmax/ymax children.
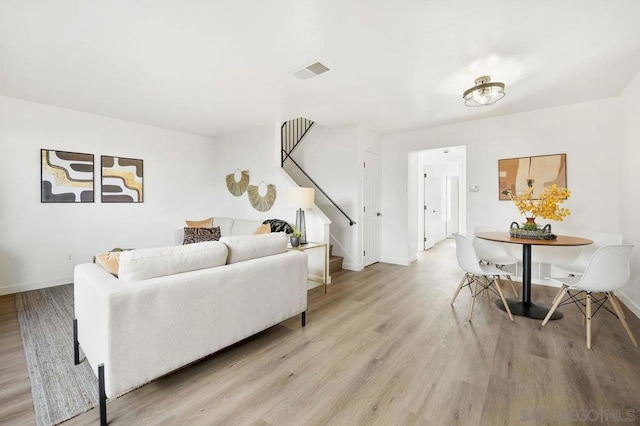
<box><xmin>463</xmin><ymin>76</ymin><xmax>505</xmax><ymax>107</ymax></box>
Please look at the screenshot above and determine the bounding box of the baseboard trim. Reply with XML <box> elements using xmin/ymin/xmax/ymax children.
<box><xmin>342</xmin><ymin>262</ymin><xmax>363</xmax><ymax>272</ymax></box>
<box><xmin>0</xmin><ymin>276</ymin><xmax>73</xmax><ymax>296</ymax></box>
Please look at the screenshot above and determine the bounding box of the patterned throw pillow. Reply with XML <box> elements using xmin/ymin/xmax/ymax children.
<box><xmin>262</xmin><ymin>219</ymin><xmax>294</xmax><ymax>234</ymax></box>
<box><xmin>183</xmin><ymin>226</ymin><xmax>221</xmax><ymax>244</ymax></box>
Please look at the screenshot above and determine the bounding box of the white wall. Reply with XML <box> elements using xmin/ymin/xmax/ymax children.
<box><xmin>619</xmin><ymin>71</ymin><xmax>640</xmax><ymax>317</ymax></box>
<box><xmin>0</xmin><ymin>96</ymin><xmax>216</xmax><ymax>295</ymax></box>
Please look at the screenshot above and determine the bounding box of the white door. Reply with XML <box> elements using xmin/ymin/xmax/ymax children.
<box><xmin>424</xmin><ymin>164</ymin><xmax>446</xmax><ymax>249</ymax></box>
<box><xmin>363</xmin><ymin>151</ymin><xmax>381</xmax><ymax>266</ymax></box>
<box><xmin>445</xmin><ymin>176</ymin><xmax>459</xmax><ymax>236</ymax></box>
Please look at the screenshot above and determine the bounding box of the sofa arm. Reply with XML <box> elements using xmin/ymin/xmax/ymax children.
<box><xmin>73</xmin><ymin>264</ymin><xmax>124</xmax><ymax>378</ymax></box>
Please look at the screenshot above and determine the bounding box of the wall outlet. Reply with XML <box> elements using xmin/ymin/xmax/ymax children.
<box><xmin>67</xmin><ymin>254</ymin><xmax>74</xmax><ymax>261</ymax></box>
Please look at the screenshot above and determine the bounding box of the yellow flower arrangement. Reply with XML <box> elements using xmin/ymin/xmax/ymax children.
<box><xmin>509</xmin><ymin>184</ymin><xmax>571</xmax><ymax>222</ymax></box>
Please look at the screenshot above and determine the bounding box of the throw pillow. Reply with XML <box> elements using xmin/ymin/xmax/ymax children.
<box><xmin>254</xmin><ymin>224</ymin><xmax>271</xmax><ymax>235</ymax></box>
<box><xmin>183</xmin><ymin>226</ymin><xmax>221</xmax><ymax>244</ymax></box>
<box><xmin>185</xmin><ymin>217</ymin><xmax>214</xmax><ymax>228</ymax></box>
<box><xmin>95</xmin><ymin>251</ymin><xmax>121</xmax><ymax>277</ymax></box>
<box><xmin>262</xmin><ymin>219</ymin><xmax>294</xmax><ymax>234</ymax></box>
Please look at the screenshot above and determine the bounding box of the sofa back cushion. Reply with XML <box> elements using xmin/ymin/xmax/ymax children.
<box><xmin>118</xmin><ymin>241</ymin><xmax>228</xmax><ymax>282</ymax></box>
<box><xmin>230</xmin><ymin>219</ymin><xmax>265</xmax><ymax>236</ymax></box>
<box><xmin>220</xmin><ymin>233</ymin><xmax>288</xmax><ymax>264</ymax></box>
<box><xmin>212</xmin><ymin>217</ymin><xmax>235</xmax><ymax>236</ymax></box>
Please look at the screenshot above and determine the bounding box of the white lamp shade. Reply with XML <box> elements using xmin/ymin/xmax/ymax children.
<box><xmin>288</xmin><ymin>187</ymin><xmax>314</xmax><ymax>208</ymax></box>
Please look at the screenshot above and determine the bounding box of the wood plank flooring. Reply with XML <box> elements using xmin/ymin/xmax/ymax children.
<box><xmin>0</xmin><ymin>294</ymin><xmax>35</xmax><ymax>424</ymax></box>
<box><xmin>2</xmin><ymin>239</ymin><xmax>640</xmax><ymax>425</ymax></box>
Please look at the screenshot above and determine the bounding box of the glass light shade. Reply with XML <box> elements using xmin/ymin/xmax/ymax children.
<box><xmin>287</xmin><ymin>187</ymin><xmax>314</xmax><ymax>208</ymax></box>
<box><xmin>463</xmin><ymin>76</ymin><xmax>505</xmax><ymax>107</ymax></box>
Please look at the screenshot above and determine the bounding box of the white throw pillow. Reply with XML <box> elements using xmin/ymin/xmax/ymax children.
<box><xmin>220</xmin><ymin>233</ymin><xmax>288</xmax><ymax>264</ymax></box>
<box><xmin>118</xmin><ymin>241</ymin><xmax>228</xmax><ymax>282</ymax></box>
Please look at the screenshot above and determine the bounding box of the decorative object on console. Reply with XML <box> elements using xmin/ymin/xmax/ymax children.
<box><xmin>463</xmin><ymin>75</ymin><xmax>505</xmax><ymax>107</ymax></box>
<box><xmin>101</xmin><ymin>156</ymin><xmax>144</xmax><ymax>203</ymax></box>
<box><xmin>183</xmin><ymin>226</ymin><xmax>221</xmax><ymax>244</ymax></box>
<box><xmin>225</xmin><ymin>169</ymin><xmax>250</xmax><ymax>196</ymax></box>
<box><xmin>290</xmin><ymin>227</ymin><xmax>302</xmax><ymax>247</ymax></box>
<box><xmin>507</xmin><ymin>184</ymin><xmax>571</xmax><ymax>240</ymax></box>
<box><xmin>41</xmin><ymin>149</ymin><xmax>94</xmax><ymax>203</ymax></box>
<box><xmin>499</xmin><ymin>153</ymin><xmax>567</xmax><ymax>200</ymax></box>
<box><xmin>247</xmin><ymin>181</ymin><xmax>277</xmax><ymax>211</ymax></box>
<box><xmin>185</xmin><ymin>217</ymin><xmax>214</xmax><ymax>228</ymax></box>
<box><xmin>288</xmin><ymin>187</ymin><xmax>314</xmax><ymax>245</ymax></box>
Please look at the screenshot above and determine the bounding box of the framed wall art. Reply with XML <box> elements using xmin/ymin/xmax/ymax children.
<box><xmin>498</xmin><ymin>153</ymin><xmax>567</xmax><ymax>200</ymax></box>
<box><xmin>41</xmin><ymin>149</ymin><xmax>94</xmax><ymax>203</ymax></box>
<box><xmin>101</xmin><ymin>156</ymin><xmax>144</xmax><ymax>203</ymax></box>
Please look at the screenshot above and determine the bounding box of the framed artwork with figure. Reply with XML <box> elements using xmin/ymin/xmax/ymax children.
<box><xmin>498</xmin><ymin>153</ymin><xmax>567</xmax><ymax>200</ymax></box>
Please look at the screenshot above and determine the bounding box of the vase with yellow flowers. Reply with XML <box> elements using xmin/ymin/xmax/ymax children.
<box><xmin>508</xmin><ymin>184</ymin><xmax>571</xmax><ymax>239</ymax></box>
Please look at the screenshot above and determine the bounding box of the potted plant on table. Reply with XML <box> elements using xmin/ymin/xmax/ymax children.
<box><xmin>290</xmin><ymin>227</ymin><xmax>302</xmax><ymax>248</ymax></box>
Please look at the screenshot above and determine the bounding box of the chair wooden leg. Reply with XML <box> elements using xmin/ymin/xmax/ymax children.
<box><xmin>609</xmin><ymin>292</ymin><xmax>638</xmax><ymax>348</ymax></box>
<box><xmin>542</xmin><ymin>286</ymin><xmax>568</xmax><ymax>326</ymax></box>
<box><xmin>586</xmin><ymin>292</ymin><xmax>592</xmax><ymax>349</ymax></box>
<box><xmin>609</xmin><ymin>292</ymin><xmax>626</xmax><ymax>319</ymax></box>
<box><xmin>451</xmin><ymin>274</ymin><xmax>468</xmax><ymax>305</ymax></box>
<box><xmin>483</xmin><ymin>276</ymin><xmax>491</xmax><ymax>304</ymax></box>
<box><xmin>468</xmin><ymin>279</ymin><xmax>478</xmax><ymax>321</ymax></box>
<box><xmin>494</xmin><ymin>276</ymin><xmax>514</xmax><ymax>321</ymax></box>
<box><xmin>506</xmin><ymin>275</ymin><xmax>518</xmax><ymax>298</ymax></box>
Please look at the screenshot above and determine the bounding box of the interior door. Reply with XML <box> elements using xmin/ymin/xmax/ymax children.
<box><xmin>446</xmin><ymin>176</ymin><xmax>459</xmax><ymax>236</ymax></box>
<box><xmin>424</xmin><ymin>165</ymin><xmax>441</xmax><ymax>250</ymax></box>
<box><xmin>363</xmin><ymin>151</ymin><xmax>381</xmax><ymax>266</ymax></box>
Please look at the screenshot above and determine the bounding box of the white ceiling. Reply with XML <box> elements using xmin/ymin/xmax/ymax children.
<box><xmin>2</xmin><ymin>1</ymin><xmax>640</xmax><ymax>138</ymax></box>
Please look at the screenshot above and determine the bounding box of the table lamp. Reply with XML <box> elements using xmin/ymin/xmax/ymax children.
<box><xmin>287</xmin><ymin>187</ymin><xmax>314</xmax><ymax>244</ymax></box>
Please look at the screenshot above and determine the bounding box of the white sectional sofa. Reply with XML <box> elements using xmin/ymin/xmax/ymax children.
<box><xmin>73</xmin><ymin>233</ymin><xmax>307</xmax><ymax>423</ymax></box>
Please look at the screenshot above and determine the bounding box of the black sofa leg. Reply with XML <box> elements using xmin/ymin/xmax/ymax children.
<box><xmin>301</xmin><ymin>311</ymin><xmax>306</xmax><ymax>327</ymax></box>
<box><xmin>73</xmin><ymin>318</ymin><xmax>80</xmax><ymax>365</ymax></box>
<box><xmin>98</xmin><ymin>364</ymin><xmax>107</xmax><ymax>426</ymax></box>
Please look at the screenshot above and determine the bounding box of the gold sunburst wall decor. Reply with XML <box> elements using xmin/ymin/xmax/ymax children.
<box><xmin>225</xmin><ymin>169</ymin><xmax>250</xmax><ymax>196</ymax></box>
<box><xmin>247</xmin><ymin>181</ymin><xmax>277</xmax><ymax>212</ymax></box>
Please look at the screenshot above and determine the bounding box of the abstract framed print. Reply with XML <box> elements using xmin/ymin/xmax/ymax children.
<box><xmin>41</xmin><ymin>149</ymin><xmax>94</xmax><ymax>203</ymax></box>
<box><xmin>101</xmin><ymin>156</ymin><xmax>144</xmax><ymax>203</ymax></box>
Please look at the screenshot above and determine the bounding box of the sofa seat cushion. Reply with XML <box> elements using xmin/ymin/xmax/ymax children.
<box><xmin>220</xmin><ymin>233</ymin><xmax>288</xmax><ymax>264</ymax></box>
<box><xmin>118</xmin><ymin>241</ymin><xmax>228</xmax><ymax>282</ymax></box>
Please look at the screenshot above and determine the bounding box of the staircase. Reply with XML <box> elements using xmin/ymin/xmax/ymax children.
<box><xmin>329</xmin><ymin>244</ymin><xmax>344</xmax><ymax>274</ymax></box>
<box><xmin>282</xmin><ymin>117</ymin><xmax>353</xmax><ymax>275</ymax></box>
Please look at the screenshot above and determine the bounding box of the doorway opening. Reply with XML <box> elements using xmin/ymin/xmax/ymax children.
<box><xmin>413</xmin><ymin>146</ymin><xmax>466</xmax><ymax>251</ymax></box>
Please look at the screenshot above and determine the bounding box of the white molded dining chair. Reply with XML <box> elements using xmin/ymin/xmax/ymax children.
<box><xmin>542</xmin><ymin>245</ymin><xmax>637</xmax><ymax>349</ymax></box>
<box><xmin>451</xmin><ymin>234</ymin><xmax>514</xmax><ymax>321</ymax></box>
<box><xmin>554</xmin><ymin>232</ymin><xmax>623</xmax><ymax>276</ymax></box>
<box><xmin>473</xmin><ymin>226</ymin><xmax>519</xmax><ymax>297</ymax></box>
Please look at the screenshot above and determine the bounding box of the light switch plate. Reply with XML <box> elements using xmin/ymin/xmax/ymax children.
<box><xmin>469</xmin><ymin>185</ymin><xmax>479</xmax><ymax>192</ymax></box>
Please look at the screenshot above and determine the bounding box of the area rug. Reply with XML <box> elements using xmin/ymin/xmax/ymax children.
<box><xmin>16</xmin><ymin>284</ymin><xmax>98</xmax><ymax>426</ymax></box>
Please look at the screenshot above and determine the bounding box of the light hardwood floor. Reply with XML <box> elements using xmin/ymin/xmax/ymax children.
<box><xmin>2</xmin><ymin>239</ymin><xmax>640</xmax><ymax>425</ymax></box>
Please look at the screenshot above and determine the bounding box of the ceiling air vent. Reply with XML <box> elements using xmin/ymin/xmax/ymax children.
<box><xmin>291</xmin><ymin>61</ymin><xmax>330</xmax><ymax>80</ymax></box>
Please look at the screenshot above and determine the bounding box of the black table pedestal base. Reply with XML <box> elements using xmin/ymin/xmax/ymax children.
<box><xmin>495</xmin><ymin>298</ymin><xmax>563</xmax><ymax>320</ymax></box>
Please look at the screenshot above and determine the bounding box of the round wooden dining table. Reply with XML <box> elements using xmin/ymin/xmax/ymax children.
<box><xmin>475</xmin><ymin>232</ymin><xmax>592</xmax><ymax>320</ymax></box>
